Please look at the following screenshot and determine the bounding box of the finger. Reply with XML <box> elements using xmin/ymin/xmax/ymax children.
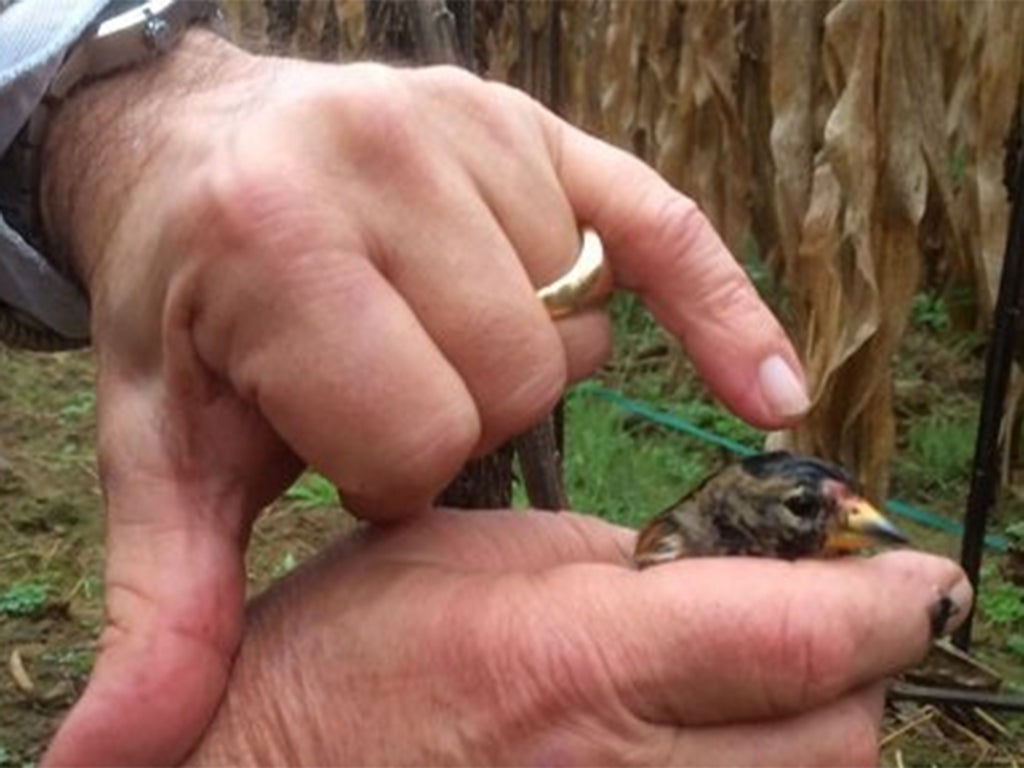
<box><xmin>410</xmin><ymin>68</ymin><xmax>613</xmax><ymax>384</ymax></box>
<box><xmin>367</xmin><ymin>174</ymin><xmax>569</xmax><ymax>455</ymax></box>
<box><xmin>544</xmin><ymin>116</ymin><xmax>809</xmax><ymax>428</ymax></box>
<box><xmin>44</xmin><ymin>379</ymin><xmax>259</xmax><ymax>766</ymax></box>
<box><xmin>357</xmin><ymin>508</ymin><xmax>636</xmax><ymax>571</ymax></box>
<box><xmin>189</xmin><ymin>231</ymin><xmax>480</xmax><ymax>518</ymax></box>
<box><xmin>570</xmin><ymin>550</ymin><xmax>970</xmax><ymax>725</ymax></box>
<box><xmin>659</xmin><ymin>683</ymin><xmax>886</xmax><ymax>767</ymax></box>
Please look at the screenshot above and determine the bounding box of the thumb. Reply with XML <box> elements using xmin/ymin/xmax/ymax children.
<box><xmin>45</xmin><ymin>502</ymin><xmax>245</xmax><ymax>766</ymax></box>
<box><xmin>44</xmin><ymin>366</ymin><xmax>293</xmax><ymax>765</ymax></box>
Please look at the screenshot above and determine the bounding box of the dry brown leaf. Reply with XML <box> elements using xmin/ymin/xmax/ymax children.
<box><xmin>9</xmin><ymin>647</ymin><xmax>34</xmax><ymax>694</ymax></box>
<box><xmin>212</xmin><ymin>0</ymin><xmax>1021</xmax><ymax>499</ymax></box>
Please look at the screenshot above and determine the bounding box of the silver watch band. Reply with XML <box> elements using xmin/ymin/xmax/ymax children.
<box><xmin>0</xmin><ymin>0</ymin><xmax>220</xmax><ymax>349</ymax></box>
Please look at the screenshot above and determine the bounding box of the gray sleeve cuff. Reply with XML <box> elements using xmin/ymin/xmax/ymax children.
<box><xmin>0</xmin><ymin>0</ymin><xmax>110</xmax><ymax>344</ymax></box>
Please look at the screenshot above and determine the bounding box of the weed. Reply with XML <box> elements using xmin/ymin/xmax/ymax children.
<box><xmin>670</xmin><ymin>397</ymin><xmax>762</xmax><ymax>451</ymax></box>
<box><xmin>564</xmin><ymin>389</ymin><xmax>711</xmax><ymax>528</ymax></box>
<box><xmin>58</xmin><ymin>391</ymin><xmax>95</xmax><ymax>423</ymax></box>
<box><xmin>1007</xmin><ymin>520</ymin><xmax>1024</xmax><ymax>548</ymax></box>
<box><xmin>1008</xmin><ymin>634</ymin><xmax>1024</xmax><ymax>660</ymax></box>
<box><xmin>42</xmin><ymin>646</ymin><xmax>95</xmax><ymax>677</ymax></box>
<box><xmin>273</xmin><ymin>551</ymin><xmax>299</xmax><ymax>577</ymax></box>
<box><xmin>0</xmin><ymin>582</ymin><xmax>48</xmax><ymax>617</ymax></box>
<box><xmin>283</xmin><ymin>473</ymin><xmax>337</xmax><ymax>508</ymax></box>
<box><xmin>910</xmin><ymin>293</ymin><xmax>952</xmax><ymax>334</ymax></box>
<box><xmin>902</xmin><ymin>415</ymin><xmax>975</xmax><ymax>492</ymax></box>
<box><xmin>978</xmin><ymin>579</ymin><xmax>1024</xmax><ymax>627</ymax></box>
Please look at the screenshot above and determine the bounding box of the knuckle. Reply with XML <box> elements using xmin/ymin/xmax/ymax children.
<box><xmin>330</xmin><ymin>65</ymin><xmax>415</xmax><ymax>147</ymax></box>
<box><xmin>418</xmin><ymin>63</ymin><xmax>483</xmax><ymax>93</ymax></box>
<box><xmin>476</xmin><ymin>323</ymin><xmax>567</xmax><ymax>441</ymax></box>
<box><xmin>841</xmin><ymin>717</ymin><xmax>881</xmax><ymax>767</ymax></box>
<box><xmin>637</xmin><ymin>192</ymin><xmax>755</xmax><ymax>305</ymax></box>
<box><xmin>417</xmin><ymin>66</ymin><xmax>533</xmax><ymax>147</ymax></box>
<box><xmin>365</xmin><ymin>402</ymin><xmax>481</xmax><ymax>509</ymax></box>
<box><xmin>172</xmin><ymin>154</ymin><xmax>313</xmax><ymax>268</ymax></box>
<box><xmin>317</xmin><ymin>65</ymin><xmax>434</xmax><ymax>180</ymax></box>
<box><xmin>639</xmin><ymin>192</ymin><xmax>708</xmax><ymax>271</ymax></box>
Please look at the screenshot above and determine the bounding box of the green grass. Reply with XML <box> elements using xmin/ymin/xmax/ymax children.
<box><xmin>42</xmin><ymin>645</ymin><xmax>96</xmax><ymax>678</ymax></box>
<box><xmin>978</xmin><ymin>575</ymin><xmax>1024</xmax><ymax>629</ymax></box>
<box><xmin>911</xmin><ymin>292</ymin><xmax>953</xmax><ymax>334</ymax></box>
<box><xmin>283</xmin><ymin>472</ymin><xmax>338</xmax><ymax>508</ymax></box>
<box><xmin>0</xmin><ymin>582</ymin><xmax>49</xmax><ymax>618</ymax></box>
<box><xmin>899</xmin><ymin>414</ymin><xmax>977</xmax><ymax>494</ymax></box>
<box><xmin>562</xmin><ymin>388</ymin><xmax>715</xmax><ymax>528</ymax></box>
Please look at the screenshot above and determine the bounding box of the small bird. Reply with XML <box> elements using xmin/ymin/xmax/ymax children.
<box><xmin>634</xmin><ymin>451</ymin><xmax>908</xmax><ymax>568</ymax></box>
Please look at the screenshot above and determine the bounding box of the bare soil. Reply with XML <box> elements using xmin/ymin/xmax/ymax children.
<box><xmin>0</xmin><ymin>348</ymin><xmax>352</xmax><ymax>762</ymax></box>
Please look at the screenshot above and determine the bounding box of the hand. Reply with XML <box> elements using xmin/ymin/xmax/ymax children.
<box><xmin>185</xmin><ymin>509</ymin><xmax>970</xmax><ymax>766</ymax></box>
<box><xmin>40</xmin><ymin>30</ymin><xmax>809</xmax><ymax>765</ymax></box>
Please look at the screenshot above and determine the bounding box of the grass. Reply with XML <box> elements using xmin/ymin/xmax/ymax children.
<box><xmin>562</xmin><ymin>389</ymin><xmax>712</xmax><ymax>527</ymax></box>
<box><xmin>282</xmin><ymin>472</ymin><xmax>338</xmax><ymax>508</ymax></box>
<box><xmin>0</xmin><ymin>582</ymin><xmax>49</xmax><ymax>618</ymax></box>
<box><xmin>897</xmin><ymin>414</ymin><xmax>977</xmax><ymax>496</ymax></box>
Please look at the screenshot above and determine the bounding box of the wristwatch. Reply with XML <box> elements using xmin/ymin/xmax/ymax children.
<box><xmin>0</xmin><ymin>0</ymin><xmax>220</xmax><ymax>349</ymax></box>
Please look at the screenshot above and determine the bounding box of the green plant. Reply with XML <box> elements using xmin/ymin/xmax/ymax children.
<box><xmin>58</xmin><ymin>391</ymin><xmax>95</xmax><ymax>422</ymax></box>
<box><xmin>670</xmin><ymin>398</ymin><xmax>762</xmax><ymax>451</ymax></box>
<box><xmin>42</xmin><ymin>646</ymin><xmax>96</xmax><ymax>677</ymax></box>
<box><xmin>978</xmin><ymin>579</ymin><xmax>1024</xmax><ymax>627</ymax></box>
<box><xmin>1007</xmin><ymin>634</ymin><xmax>1024</xmax><ymax>660</ymax></box>
<box><xmin>273</xmin><ymin>551</ymin><xmax>299</xmax><ymax>577</ymax></box>
<box><xmin>0</xmin><ymin>582</ymin><xmax>48</xmax><ymax>617</ymax></box>
<box><xmin>1007</xmin><ymin>520</ymin><xmax>1024</xmax><ymax>548</ymax></box>
<box><xmin>910</xmin><ymin>292</ymin><xmax>952</xmax><ymax>333</ymax></box>
<box><xmin>564</xmin><ymin>390</ymin><xmax>711</xmax><ymax>528</ymax></box>
<box><xmin>283</xmin><ymin>472</ymin><xmax>337</xmax><ymax>508</ymax></box>
<box><xmin>903</xmin><ymin>414</ymin><xmax>975</xmax><ymax>489</ymax></box>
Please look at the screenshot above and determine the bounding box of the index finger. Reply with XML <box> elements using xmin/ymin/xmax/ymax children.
<box><xmin>544</xmin><ymin>116</ymin><xmax>809</xmax><ymax>428</ymax></box>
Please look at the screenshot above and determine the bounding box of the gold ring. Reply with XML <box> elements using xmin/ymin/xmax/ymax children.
<box><xmin>537</xmin><ymin>228</ymin><xmax>613</xmax><ymax>319</ymax></box>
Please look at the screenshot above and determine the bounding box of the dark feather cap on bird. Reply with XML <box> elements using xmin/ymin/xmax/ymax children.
<box><xmin>634</xmin><ymin>451</ymin><xmax>908</xmax><ymax>568</ymax></box>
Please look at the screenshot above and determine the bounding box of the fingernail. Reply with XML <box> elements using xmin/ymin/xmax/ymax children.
<box><xmin>929</xmin><ymin>577</ymin><xmax>973</xmax><ymax>637</ymax></box>
<box><xmin>928</xmin><ymin>596</ymin><xmax>958</xmax><ymax>638</ymax></box>
<box><xmin>758</xmin><ymin>355</ymin><xmax>810</xmax><ymax>419</ymax></box>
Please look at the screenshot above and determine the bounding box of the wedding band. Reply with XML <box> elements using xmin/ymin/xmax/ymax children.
<box><xmin>537</xmin><ymin>228</ymin><xmax>613</xmax><ymax>319</ymax></box>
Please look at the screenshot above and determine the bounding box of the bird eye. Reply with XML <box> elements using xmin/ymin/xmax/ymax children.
<box><xmin>784</xmin><ymin>494</ymin><xmax>820</xmax><ymax>519</ymax></box>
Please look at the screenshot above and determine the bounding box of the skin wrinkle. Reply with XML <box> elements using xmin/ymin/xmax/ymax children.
<box><xmin>210</xmin><ymin>600</ymin><xmax>298</xmax><ymax>764</ymax></box>
<box><xmin>474</xmin><ymin>575</ymin><xmax>626</xmax><ymax>763</ymax></box>
<box><xmin>40</xmin><ymin>16</ymin><xmax>964</xmax><ymax>759</ymax></box>
<box><xmin>727</xmin><ymin>568</ymin><xmax>852</xmax><ymax>718</ymax></box>
<box><xmin>764</xmin><ymin>578</ymin><xmax>818</xmax><ymax>717</ymax></box>
<box><xmin>99</xmin><ymin>364</ymin><xmax>280</xmax><ymax>533</ymax></box>
<box><xmin>102</xmin><ymin>523</ymin><xmax>245</xmax><ymax>654</ymax></box>
<box><xmin>179</xmin><ymin>509</ymin><xmax>969</xmax><ymax>764</ymax></box>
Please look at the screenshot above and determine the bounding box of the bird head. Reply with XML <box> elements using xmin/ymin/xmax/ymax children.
<box><xmin>634</xmin><ymin>451</ymin><xmax>908</xmax><ymax>567</ymax></box>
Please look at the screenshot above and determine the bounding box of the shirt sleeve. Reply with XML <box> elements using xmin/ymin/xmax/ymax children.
<box><xmin>0</xmin><ymin>0</ymin><xmax>111</xmax><ymax>341</ymax></box>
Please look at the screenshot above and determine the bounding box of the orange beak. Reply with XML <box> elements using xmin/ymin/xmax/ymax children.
<box><xmin>824</xmin><ymin>497</ymin><xmax>909</xmax><ymax>554</ymax></box>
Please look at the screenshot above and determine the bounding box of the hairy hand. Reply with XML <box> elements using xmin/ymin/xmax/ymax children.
<box><xmin>187</xmin><ymin>510</ymin><xmax>970</xmax><ymax>766</ymax></box>
<box><xmin>40</xmin><ymin>31</ymin><xmax>808</xmax><ymax>765</ymax></box>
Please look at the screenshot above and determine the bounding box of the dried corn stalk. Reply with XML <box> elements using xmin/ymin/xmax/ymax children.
<box><xmin>218</xmin><ymin>0</ymin><xmax>1023</xmax><ymax>499</ymax></box>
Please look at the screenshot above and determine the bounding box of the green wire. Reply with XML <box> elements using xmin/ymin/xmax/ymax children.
<box><xmin>576</xmin><ymin>382</ymin><xmax>1010</xmax><ymax>553</ymax></box>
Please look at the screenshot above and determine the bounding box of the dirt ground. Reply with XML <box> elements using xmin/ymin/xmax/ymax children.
<box><xmin>2</xmin><ymin>344</ymin><xmax>1022</xmax><ymax>764</ymax></box>
<box><xmin>0</xmin><ymin>348</ymin><xmax>355</xmax><ymax>761</ymax></box>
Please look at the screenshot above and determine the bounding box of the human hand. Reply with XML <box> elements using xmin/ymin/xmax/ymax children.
<box><xmin>184</xmin><ymin>509</ymin><xmax>970</xmax><ymax>766</ymax></box>
<box><xmin>40</xmin><ymin>30</ymin><xmax>809</xmax><ymax>765</ymax></box>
